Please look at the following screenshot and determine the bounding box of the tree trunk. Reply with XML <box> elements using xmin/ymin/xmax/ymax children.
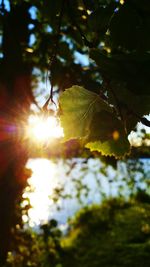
<box><xmin>0</xmin><ymin>3</ymin><xmax>32</xmax><ymax>264</ymax></box>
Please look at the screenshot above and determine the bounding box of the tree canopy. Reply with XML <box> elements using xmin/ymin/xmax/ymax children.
<box><xmin>1</xmin><ymin>0</ymin><xmax>149</xmax><ymax>159</ymax></box>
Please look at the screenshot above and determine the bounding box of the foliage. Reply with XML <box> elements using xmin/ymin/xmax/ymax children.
<box><xmin>62</xmin><ymin>196</ymin><xmax>150</xmax><ymax>267</ymax></box>
<box><xmin>56</xmin><ymin>0</ymin><xmax>150</xmax><ymax>158</ymax></box>
<box><xmin>5</xmin><ymin>195</ymin><xmax>150</xmax><ymax>267</ymax></box>
<box><xmin>59</xmin><ymin>86</ymin><xmax>130</xmax><ymax>158</ymax></box>
<box><xmin>1</xmin><ymin>0</ymin><xmax>149</xmax><ymax>159</ymax></box>
<box><xmin>5</xmin><ymin>219</ymin><xmax>63</xmax><ymax>267</ymax></box>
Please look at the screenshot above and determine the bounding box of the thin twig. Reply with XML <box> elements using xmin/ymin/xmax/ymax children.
<box><xmin>102</xmin><ymin>75</ymin><xmax>126</xmax><ymax>128</ymax></box>
<box><xmin>67</xmin><ymin>0</ymin><xmax>95</xmax><ymax>48</ymax></box>
<box><xmin>43</xmin><ymin>0</ymin><xmax>65</xmax><ymax>110</ymax></box>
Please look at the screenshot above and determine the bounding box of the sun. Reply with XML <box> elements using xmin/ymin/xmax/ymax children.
<box><xmin>26</xmin><ymin>114</ymin><xmax>64</xmax><ymax>143</ymax></box>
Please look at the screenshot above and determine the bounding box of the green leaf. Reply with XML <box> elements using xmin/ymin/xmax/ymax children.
<box><xmin>90</xmin><ymin>50</ymin><xmax>117</xmax><ymax>78</ymax></box>
<box><xmin>59</xmin><ymin>86</ymin><xmax>130</xmax><ymax>157</ymax></box>
<box><xmin>86</xmin><ymin>138</ymin><xmax>130</xmax><ymax>159</ymax></box>
<box><xmin>89</xmin><ymin>110</ymin><xmax>127</xmax><ymax>142</ymax></box>
<box><xmin>90</xmin><ymin>49</ymin><xmax>150</xmax><ymax>95</ymax></box>
<box><xmin>59</xmin><ymin>85</ymin><xmax>111</xmax><ymax>141</ymax></box>
<box><xmin>107</xmin><ymin>84</ymin><xmax>150</xmax><ymax>132</ymax></box>
<box><xmin>90</xmin><ymin>49</ymin><xmax>150</xmax><ymax>131</ymax></box>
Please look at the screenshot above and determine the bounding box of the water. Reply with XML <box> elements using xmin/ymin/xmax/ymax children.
<box><xmin>22</xmin><ymin>157</ymin><xmax>150</xmax><ymax>229</ymax></box>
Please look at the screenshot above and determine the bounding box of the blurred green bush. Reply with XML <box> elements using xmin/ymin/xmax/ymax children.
<box><xmin>5</xmin><ymin>193</ymin><xmax>150</xmax><ymax>267</ymax></box>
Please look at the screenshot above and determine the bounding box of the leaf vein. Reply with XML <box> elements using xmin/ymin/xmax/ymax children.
<box><xmin>79</xmin><ymin>96</ymin><xmax>98</xmax><ymax>122</ymax></box>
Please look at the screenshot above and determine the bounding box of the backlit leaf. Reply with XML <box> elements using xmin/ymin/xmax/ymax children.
<box><xmin>86</xmin><ymin>138</ymin><xmax>130</xmax><ymax>159</ymax></box>
<box><xmin>59</xmin><ymin>86</ymin><xmax>130</xmax><ymax>157</ymax></box>
<box><xmin>59</xmin><ymin>85</ymin><xmax>111</xmax><ymax>141</ymax></box>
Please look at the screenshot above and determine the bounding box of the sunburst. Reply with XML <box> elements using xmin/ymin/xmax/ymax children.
<box><xmin>25</xmin><ymin>114</ymin><xmax>64</xmax><ymax>144</ymax></box>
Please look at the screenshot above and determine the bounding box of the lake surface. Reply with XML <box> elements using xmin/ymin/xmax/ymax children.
<box><xmin>22</xmin><ymin>157</ymin><xmax>150</xmax><ymax>229</ymax></box>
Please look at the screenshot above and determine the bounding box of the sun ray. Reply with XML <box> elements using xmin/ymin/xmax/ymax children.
<box><xmin>25</xmin><ymin>114</ymin><xmax>64</xmax><ymax>144</ymax></box>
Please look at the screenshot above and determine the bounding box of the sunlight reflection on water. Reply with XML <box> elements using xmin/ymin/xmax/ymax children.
<box><xmin>22</xmin><ymin>157</ymin><xmax>150</xmax><ymax>228</ymax></box>
<box><xmin>23</xmin><ymin>159</ymin><xmax>60</xmax><ymax>226</ymax></box>
<box><xmin>23</xmin><ymin>158</ymin><xmax>106</xmax><ymax>227</ymax></box>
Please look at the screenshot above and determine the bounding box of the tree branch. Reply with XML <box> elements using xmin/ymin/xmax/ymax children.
<box><xmin>67</xmin><ymin>0</ymin><xmax>96</xmax><ymax>48</ymax></box>
<box><xmin>43</xmin><ymin>0</ymin><xmax>65</xmax><ymax>110</ymax></box>
<box><xmin>140</xmin><ymin>117</ymin><xmax>150</xmax><ymax>127</ymax></box>
<box><xmin>102</xmin><ymin>75</ymin><xmax>127</xmax><ymax>132</ymax></box>
<box><xmin>129</xmin><ymin>110</ymin><xmax>150</xmax><ymax>128</ymax></box>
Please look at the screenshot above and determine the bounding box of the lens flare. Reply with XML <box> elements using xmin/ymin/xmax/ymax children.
<box><xmin>26</xmin><ymin>114</ymin><xmax>64</xmax><ymax>143</ymax></box>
